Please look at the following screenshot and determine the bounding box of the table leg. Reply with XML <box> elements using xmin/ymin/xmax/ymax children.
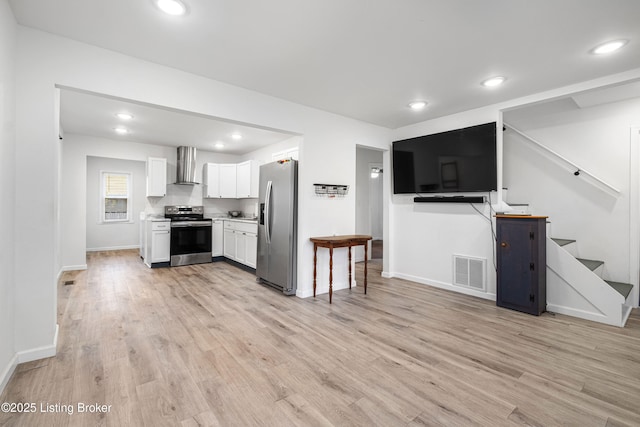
<box><xmin>329</xmin><ymin>245</ymin><xmax>333</xmax><ymax>304</ymax></box>
<box><xmin>348</xmin><ymin>245</ymin><xmax>352</xmax><ymax>289</ymax></box>
<box><xmin>364</xmin><ymin>242</ymin><xmax>368</xmax><ymax>295</ymax></box>
<box><xmin>313</xmin><ymin>243</ymin><xmax>317</xmax><ymax>298</ymax></box>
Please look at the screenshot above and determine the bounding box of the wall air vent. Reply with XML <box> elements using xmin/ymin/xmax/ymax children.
<box><xmin>453</xmin><ymin>255</ymin><xmax>486</xmax><ymax>291</ymax></box>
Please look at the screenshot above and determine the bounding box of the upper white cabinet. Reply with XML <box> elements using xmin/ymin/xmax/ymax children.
<box><xmin>219</xmin><ymin>164</ymin><xmax>237</xmax><ymax>198</ymax></box>
<box><xmin>236</xmin><ymin>160</ymin><xmax>258</xmax><ymax>198</ymax></box>
<box><xmin>146</xmin><ymin>157</ymin><xmax>167</xmax><ymax>197</ymax></box>
<box><xmin>203</xmin><ymin>161</ymin><xmax>257</xmax><ymax>199</ymax></box>
<box><xmin>203</xmin><ymin>163</ymin><xmax>221</xmax><ymax>198</ymax></box>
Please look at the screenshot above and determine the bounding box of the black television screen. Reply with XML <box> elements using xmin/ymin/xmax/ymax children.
<box><xmin>392</xmin><ymin>122</ymin><xmax>497</xmax><ymax>194</ymax></box>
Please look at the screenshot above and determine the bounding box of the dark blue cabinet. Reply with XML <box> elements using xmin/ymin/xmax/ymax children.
<box><xmin>496</xmin><ymin>215</ymin><xmax>547</xmax><ymax>315</ymax></box>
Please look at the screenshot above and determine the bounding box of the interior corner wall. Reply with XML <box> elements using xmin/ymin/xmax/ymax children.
<box><xmin>0</xmin><ymin>0</ymin><xmax>17</xmax><ymax>393</ymax></box>
<box><xmin>17</xmin><ymin>24</ymin><xmax>391</xmax><ymax>355</ymax></box>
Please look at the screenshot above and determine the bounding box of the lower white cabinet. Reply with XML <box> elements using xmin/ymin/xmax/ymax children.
<box><xmin>145</xmin><ymin>220</ymin><xmax>171</xmax><ymax>266</ymax></box>
<box><xmin>223</xmin><ymin>220</ymin><xmax>257</xmax><ymax>268</ymax></box>
<box><xmin>212</xmin><ymin>219</ymin><xmax>224</xmax><ymax>257</ymax></box>
<box><xmin>223</xmin><ymin>228</ymin><xmax>236</xmax><ymax>259</ymax></box>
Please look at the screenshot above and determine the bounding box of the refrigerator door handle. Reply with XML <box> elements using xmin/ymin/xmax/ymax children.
<box><xmin>265</xmin><ymin>180</ymin><xmax>273</xmax><ymax>244</ymax></box>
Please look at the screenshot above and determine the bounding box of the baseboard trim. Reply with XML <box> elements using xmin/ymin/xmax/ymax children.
<box><xmin>546</xmin><ymin>304</ymin><xmax>621</xmax><ymax>327</ymax></box>
<box><xmin>1</xmin><ymin>325</ymin><xmax>58</xmax><ymax>395</ymax></box>
<box><xmin>60</xmin><ymin>264</ymin><xmax>87</xmax><ymax>273</ymax></box>
<box><xmin>16</xmin><ymin>324</ymin><xmax>58</xmax><ymax>364</ymax></box>
<box><xmin>0</xmin><ymin>354</ymin><xmax>18</xmax><ymax>396</ymax></box>
<box><xmin>391</xmin><ymin>272</ymin><xmax>495</xmax><ymax>301</ymax></box>
<box><xmin>86</xmin><ymin>245</ymin><xmax>139</xmax><ymax>252</ymax></box>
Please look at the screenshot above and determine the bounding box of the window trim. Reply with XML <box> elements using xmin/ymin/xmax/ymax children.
<box><xmin>100</xmin><ymin>170</ymin><xmax>133</xmax><ymax>224</ymax></box>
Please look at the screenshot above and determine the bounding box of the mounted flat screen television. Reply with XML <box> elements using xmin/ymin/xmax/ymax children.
<box><xmin>392</xmin><ymin>122</ymin><xmax>497</xmax><ymax>194</ymax></box>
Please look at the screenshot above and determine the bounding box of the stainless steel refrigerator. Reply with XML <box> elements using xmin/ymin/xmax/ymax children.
<box><xmin>256</xmin><ymin>159</ymin><xmax>297</xmax><ymax>295</ymax></box>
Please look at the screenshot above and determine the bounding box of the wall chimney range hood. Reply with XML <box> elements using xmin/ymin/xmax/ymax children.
<box><xmin>175</xmin><ymin>146</ymin><xmax>199</xmax><ymax>185</ymax></box>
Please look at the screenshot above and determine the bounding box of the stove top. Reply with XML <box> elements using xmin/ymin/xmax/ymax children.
<box><xmin>164</xmin><ymin>205</ymin><xmax>206</xmax><ymax>221</ymax></box>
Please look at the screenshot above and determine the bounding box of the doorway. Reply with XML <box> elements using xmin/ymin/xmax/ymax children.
<box><xmin>356</xmin><ymin>146</ymin><xmax>384</xmax><ymax>263</ymax></box>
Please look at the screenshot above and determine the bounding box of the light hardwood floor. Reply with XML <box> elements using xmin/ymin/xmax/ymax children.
<box><xmin>1</xmin><ymin>249</ymin><xmax>640</xmax><ymax>426</ymax></box>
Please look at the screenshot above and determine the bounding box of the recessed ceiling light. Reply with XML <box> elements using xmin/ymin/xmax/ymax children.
<box><xmin>155</xmin><ymin>0</ymin><xmax>188</xmax><ymax>16</ymax></box>
<box><xmin>408</xmin><ymin>101</ymin><xmax>427</xmax><ymax>111</ymax></box>
<box><xmin>481</xmin><ymin>76</ymin><xmax>506</xmax><ymax>88</ymax></box>
<box><xmin>215</xmin><ymin>142</ymin><xmax>224</xmax><ymax>149</ymax></box>
<box><xmin>591</xmin><ymin>40</ymin><xmax>628</xmax><ymax>55</ymax></box>
<box><xmin>114</xmin><ymin>127</ymin><xmax>129</xmax><ymax>135</ymax></box>
<box><xmin>231</xmin><ymin>133</ymin><xmax>243</xmax><ymax>140</ymax></box>
<box><xmin>116</xmin><ymin>113</ymin><xmax>134</xmax><ymax>120</ymax></box>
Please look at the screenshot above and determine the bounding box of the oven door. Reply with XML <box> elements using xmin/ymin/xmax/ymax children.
<box><xmin>170</xmin><ymin>221</ymin><xmax>212</xmax><ymax>266</ymax></box>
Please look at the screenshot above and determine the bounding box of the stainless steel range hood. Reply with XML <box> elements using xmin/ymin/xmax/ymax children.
<box><xmin>175</xmin><ymin>146</ymin><xmax>199</xmax><ymax>185</ymax></box>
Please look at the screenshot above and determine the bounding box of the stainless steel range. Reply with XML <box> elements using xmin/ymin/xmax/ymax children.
<box><xmin>165</xmin><ymin>205</ymin><xmax>212</xmax><ymax>266</ymax></box>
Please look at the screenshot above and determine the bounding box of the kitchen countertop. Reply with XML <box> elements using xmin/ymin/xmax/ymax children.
<box><xmin>144</xmin><ymin>214</ymin><xmax>170</xmax><ymax>221</ymax></box>
<box><xmin>219</xmin><ymin>217</ymin><xmax>258</xmax><ymax>223</ymax></box>
<box><xmin>205</xmin><ymin>215</ymin><xmax>257</xmax><ymax>223</ymax></box>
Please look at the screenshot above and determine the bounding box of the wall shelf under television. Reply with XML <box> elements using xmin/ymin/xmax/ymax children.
<box><xmin>414</xmin><ymin>196</ymin><xmax>485</xmax><ymax>203</ymax></box>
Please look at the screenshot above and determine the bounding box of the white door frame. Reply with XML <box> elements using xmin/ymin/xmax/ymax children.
<box><xmin>630</xmin><ymin>127</ymin><xmax>640</xmax><ymax>307</ymax></box>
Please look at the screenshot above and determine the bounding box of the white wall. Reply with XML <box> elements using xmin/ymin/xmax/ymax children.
<box><xmin>0</xmin><ymin>0</ymin><xmax>16</xmax><ymax>393</ymax></box>
<box><xmin>18</xmin><ymin>25</ymin><xmax>390</xmax><ymax>356</ymax></box>
<box><xmin>86</xmin><ymin>156</ymin><xmax>146</xmax><ymax>251</ymax></box>
<box><xmin>504</xmin><ymin>96</ymin><xmax>640</xmax><ymax>286</ymax></box>
<box><xmin>389</xmin><ymin>106</ymin><xmax>503</xmax><ymax>299</ymax></box>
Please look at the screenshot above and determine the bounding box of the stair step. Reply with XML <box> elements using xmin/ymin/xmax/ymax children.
<box><xmin>577</xmin><ymin>258</ymin><xmax>604</xmax><ymax>271</ymax></box>
<box><xmin>605</xmin><ymin>280</ymin><xmax>634</xmax><ymax>299</ymax></box>
<box><xmin>552</xmin><ymin>238</ymin><xmax>576</xmax><ymax>247</ymax></box>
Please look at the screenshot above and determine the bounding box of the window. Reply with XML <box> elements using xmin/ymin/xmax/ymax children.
<box><xmin>102</xmin><ymin>172</ymin><xmax>131</xmax><ymax>222</ymax></box>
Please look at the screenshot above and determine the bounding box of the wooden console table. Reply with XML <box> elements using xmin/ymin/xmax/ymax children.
<box><xmin>310</xmin><ymin>235</ymin><xmax>373</xmax><ymax>303</ymax></box>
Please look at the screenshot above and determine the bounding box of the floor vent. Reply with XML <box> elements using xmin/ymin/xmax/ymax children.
<box><xmin>453</xmin><ymin>255</ymin><xmax>486</xmax><ymax>291</ymax></box>
<box><xmin>64</xmin><ymin>280</ymin><xmax>75</xmax><ymax>286</ymax></box>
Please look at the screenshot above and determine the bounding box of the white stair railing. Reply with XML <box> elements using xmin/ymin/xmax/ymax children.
<box><xmin>504</xmin><ymin>123</ymin><xmax>620</xmax><ymax>196</ymax></box>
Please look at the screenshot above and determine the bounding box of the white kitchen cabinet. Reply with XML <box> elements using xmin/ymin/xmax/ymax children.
<box><xmin>223</xmin><ymin>228</ymin><xmax>236</xmax><ymax>259</ymax></box>
<box><xmin>139</xmin><ymin>213</ymin><xmax>146</xmax><ymax>258</ymax></box>
<box><xmin>245</xmin><ymin>232</ymin><xmax>257</xmax><ymax>268</ymax></box>
<box><xmin>219</xmin><ymin>164</ymin><xmax>237</xmax><ymax>198</ymax></box>
<box><xmin>212</xmin><ymin>219</ymin><xmax>224</xmax><ymax>257</ymax></box>
<box><xmin>236</xmin><ymin>160</ymin><xmax>258</xmax><ymax>198</ymax></box>
<box><xmin>145</xmin><ymin>220</ymin><xmax>171</xmax><ymax>266</ymax></box>
<box><xmin>223</xmin><ymin>220</ymin><xmax>257</xmax><ymax>268</ymax></box>
<box><xmin>203</xmin><ymin>163</ymin><xmax>237</xmax><ymax>198</ymax></box>
<box><xmin>203</xmin><ymin>161</ymin><xmax>258</xmax><ymax>199</ymax></box>
<box><xmin>203</xmin><ymin>163</ymin><xmax>221</xmax><ymax>198</ymax></box>
<box><xmin>146</xmin><ymin>157</ymin><xmax>167</xmax><ymax>197</ymax></box>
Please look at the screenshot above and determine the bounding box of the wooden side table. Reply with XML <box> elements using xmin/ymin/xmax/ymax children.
<box><xmin>310</xmin><ymin>235</ymin><xmax>373</xmax><ymax>303</ymax></box>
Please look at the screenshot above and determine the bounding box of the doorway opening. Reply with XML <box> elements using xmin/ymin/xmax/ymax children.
<box><xmin>356</xmin><ymin>146</ymin><xmax>384</xmax><ymax>264</ymax></box>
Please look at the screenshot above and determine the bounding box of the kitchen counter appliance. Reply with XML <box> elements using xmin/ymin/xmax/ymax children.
<box><xmin>165</xmin><ymin>205</ymin><xmax>212</xmax><ymax>266</ymax></box>
<box><xmin>256</xmin><ymin>160</ymin><xmax>297</xmax><ymax>295</ymax></box>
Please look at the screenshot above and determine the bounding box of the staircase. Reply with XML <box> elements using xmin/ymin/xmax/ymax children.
<box><xmin>546</xmin><ymin>236</ymin><xmax>634</xmax><ymax>327</ymax></box>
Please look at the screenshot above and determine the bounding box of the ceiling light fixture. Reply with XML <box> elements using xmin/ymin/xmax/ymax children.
<box><xmin>155</xmin><ymin>0</ymin><xmax>188</xmax><ymax>16</ymax></box>
<box><xmin>116</xmin><ymin>113</ymin><xmax>134</xmax><ymax>120</ymax></box>
<box><xmin>591</xmin><ymin>39</ymin><xmax>628</xmax><ymax>55</ymax></box>
<box><xmin>114</xmin><ymin>127</ymin><xmax>129</xmax><ymax>135</ymax></box>
<box><xmin>231</xmin><ymin>133</ymin><xmax>242</xmax><ymax>140</ymax></box>
<box><xmin>481</xmin><ymin>76</ymin><xmax>506</xmax><ymax>88</ymax></box>
<box><xmin>215</xmin><ymin>142</ymin><xmax>224</xmax><ymax>149</ymax></box>
<box><xmin>408</xmin><ymin>101</ymin><xmax>427</xmax><ymax>111</ymax></box>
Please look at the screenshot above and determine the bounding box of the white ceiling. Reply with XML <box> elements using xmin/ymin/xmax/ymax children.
<box><xmin>59</xmin><ymin>89</ymin><xmax>296</xmax><ymax>154</ymax></box>
<box><xmin>10</xmin><ymin>0</ymin><xmax>640</xmax><ymax>135</ymax></box>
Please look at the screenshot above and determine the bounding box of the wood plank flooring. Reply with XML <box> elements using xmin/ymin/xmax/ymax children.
<box><xmin>1</xmin><ymin>249</ymin><xmax>640</xmax><ymax>426</ymax></box>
